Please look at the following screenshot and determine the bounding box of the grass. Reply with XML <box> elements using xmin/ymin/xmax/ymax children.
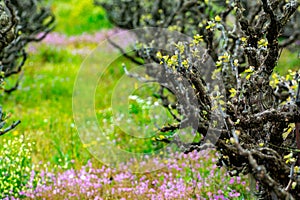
<box><xmin>0</xmin><ymin>37</ymin><xmax>172</xmax><ymax>169</ymax></box>
<box><xmin>275</xmin><ymin>49</ymin><xmax>299</xmax><ymax>75</ymax></box>
<box><xmin>1</xmin><ymin>45</ymin><xmax>87</xmax><ymax>168</ymax></box>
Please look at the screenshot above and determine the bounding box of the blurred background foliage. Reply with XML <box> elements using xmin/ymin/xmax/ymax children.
<box><xmin>46</xmin><ymin>0</ymin><xmax>112</xmax><ymax>35</ymax></box>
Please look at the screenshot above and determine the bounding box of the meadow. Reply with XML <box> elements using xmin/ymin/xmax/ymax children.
<box><xmin>0</xmin><ymin>0</ymin><xmax>299</xmax><ymax>199</ymax></box>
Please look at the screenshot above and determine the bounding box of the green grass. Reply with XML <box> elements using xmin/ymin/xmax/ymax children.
<box><xmin>275</xmin><ymin>49</ymin><xmax>299</xmax><ymax>75</ymax></box>
<box><xmin>0</xmin><ymin>42</ymin><xmax>171</xmax><ymax>169</ymax></box>
<box><xmin>0</xmin><ymin>45</ymin><xmax>88</xmax><ymax>168</ymax></box>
